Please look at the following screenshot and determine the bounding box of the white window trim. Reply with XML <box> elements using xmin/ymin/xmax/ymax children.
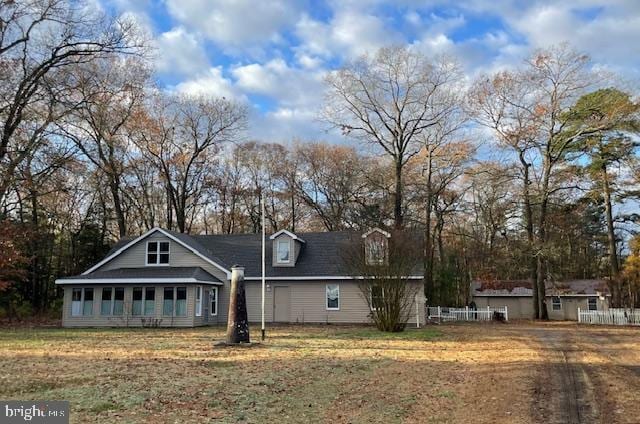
<box><xmin>195</xmin><ymin>286</ymin><xmax>202</xmax><ymax>317</ymax></box>
<box><xmin>146</xmin><ymin>241</ymin><xmax>170</xmax><ymax>266</ymax></box>
<box><xmin>588</xmin><ymin>297</ymin><xmax>598</xmax><ymax>311</ymax></box>
<box><xmin>162</xmin><ymin>286</ymin><xmax>187</xmax><ymax>317</ymax></box>
<box><xmin>276</xmin><ymin>239</ymin><xmax>291</xmax><ymax>264</ymax></box>
<box><xmin>552</xmin><ymin>296</ymin><xmax>562</xmax><ymax>310</ymax></box>
<box><xmin>210</xmin><ymin>287</ymin><xmax>218</xmax><ymax>316</ymax></box>
<box><xmin>326</xmin><ymin>284</ymin><xmax>340</xmax><ymax>311</ymax></box>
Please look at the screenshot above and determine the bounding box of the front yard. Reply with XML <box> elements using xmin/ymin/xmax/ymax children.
<box><xmin>1</xmin><ymin>323</ymin><xmax>639</xmax><ymax>423</ymax></box>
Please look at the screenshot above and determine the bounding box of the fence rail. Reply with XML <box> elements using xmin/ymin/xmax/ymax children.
<box><xmin>578</xmin><ymin>308</ymin><xmax>640</xmax><ymax>326</ymax></box>
<box><xmin>427</xmin><ymin>306</ymin><xmax>508</xmax><ymax>322</ymax></box>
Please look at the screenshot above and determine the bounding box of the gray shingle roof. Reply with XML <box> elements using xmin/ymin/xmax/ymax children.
<box><xmin>98</xmin><ymin>229</ymin><xmax>424</xmax><ymax>279</ymax></box>
<box><xmin>67</xmin><ymin>266</ymin><xmax>221</xmax><ymax>282</ymax></box>
<box><xmin>190</xmin><ymin>231</ymin><xmax>362</xmax><ymax>278</ymax></box>
<box><xmin>471</xmin><ymin>279</ymin><xmax>611</xmax><ymax>296</ymax></box>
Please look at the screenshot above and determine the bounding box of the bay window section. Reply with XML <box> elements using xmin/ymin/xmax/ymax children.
<box><xmin>163</xmin><ymin>287</ymin><xmax>174</xmax><ymax>316</ymax></box>
<box><xmin>82</xmin><ymin>288</ymin><xmax>94</xmax><ymax>316</ymax></box>
<box><xmin>113</xmin><ymin>288</ymin><xmax>124</xmax><ymax>315</ymax></box>
<box><xmin>132</xmin><ymin>288</ymin><xmax>143</xmax><ymax>315</ymax></box>
<box><xmin>101</xmin><ymin>288</ymin><xmax>113</xmax><ymax>315</ymax></box>
<box><xmin>144</xmin><ymin>287</ymin><xmax>155</xmax><ymax>315</ymax></box>
<box><xmin>176</xmin><ymin>287</ymin><xmax>187</xmax><ymax>316</ymax></box>
<box><xmin>71</xmin><ymin>288</ymin><xmax>82</xmax><ymax>316</ymax></box>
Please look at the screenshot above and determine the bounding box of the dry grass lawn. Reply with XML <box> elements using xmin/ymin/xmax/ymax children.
<box><xmin>0</xmin><ymin>322</ymin><xmax>638</xmax><ymax>423</ymax></box>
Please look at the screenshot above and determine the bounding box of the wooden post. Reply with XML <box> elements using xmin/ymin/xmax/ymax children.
<box><xmin>226</xmin><ymin>265</ymin><xmax>250</xmax><ymax>344</ymax></box>
<box><xmin>578</xmin><ymin>307</ymin><xmax>581</xmax><ymax>324</ymax></box>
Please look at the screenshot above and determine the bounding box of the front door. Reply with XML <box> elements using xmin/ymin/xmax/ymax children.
<box><xmin>273</xmin><ymin>286</ymin><xmax>290</xmax><ymax>323</ymax></box>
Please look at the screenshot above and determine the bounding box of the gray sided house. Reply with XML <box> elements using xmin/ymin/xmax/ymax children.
<box><xmin>471</xmin><ymin>279</ymin><xmax>611</xmax><ymax>320</ymax></box>
<box><xmin>55</xmin><ymin>228</ymin><xmax>426</xmax><ymax>327</ymax></box>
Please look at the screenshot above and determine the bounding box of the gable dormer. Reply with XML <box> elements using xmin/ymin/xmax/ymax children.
<box><xmin>362</xmin><ymin>228</ymin><xmax>390</xmax><ymax>266</ymax></box>
<box><xmin>270</xmin><ymin>230</ymin><xmax>305</xmax><ymax>267</ymax></box>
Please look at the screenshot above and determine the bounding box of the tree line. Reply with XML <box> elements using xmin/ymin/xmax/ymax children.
<box><xmin>1</xmin><ymin>1</ymin><xmax>639</xmax><ymax>318</ymax></box>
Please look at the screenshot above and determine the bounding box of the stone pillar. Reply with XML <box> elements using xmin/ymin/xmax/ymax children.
<box><xmin>226</xmin><ymin>265</ymin><xmax>250</xmax><ymax>344</ymax></box>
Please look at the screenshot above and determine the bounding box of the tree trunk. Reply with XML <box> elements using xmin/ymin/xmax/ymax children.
<box><xmin>226</xmin><ymin>266</ymin><xmax>250</xmax><ymax>344</ymax></box>
<box><xmin>109</xmin><ymin>178</ymin><xmax>127</xmax><ymax>238</ymax></box>
<box><xmin>423</xmin><ymin>155</ymin><xmax>434</xmax><ymax>303</ymax></box>
<box><xmin>394</xmin><ymin>158</ymin><xmax>404</xmax><ymax>229</ymax></box>
<box><xmin>519</xmin><ymin>151</ymin><xmax>539</xmax><ymax>319</ymax></box>
<box><xmin>602</xmin><ymin>163</ymin><xmax>620</xmax><ymax>305</ymax></box>
<box><xmin>536</xmin><ymin>159</ymin><xmax>552</xmax><ymax>320</ymax></box>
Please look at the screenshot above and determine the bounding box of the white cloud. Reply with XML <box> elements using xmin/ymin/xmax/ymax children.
<box><xmin>295</xmin><ymin>9</ymin><xmax>403</xmax><ymax>61</ymax></box>
<box><xmin>232</xmin><ymin>59</ymin><xmax>326</xmax><ymax>109</ymax></box>
<box><xmin>164</xmin><ymin>0</ymin><xmax>304</xmax><ymax>48</ymax></box>
<box><xmin>174</xmin><ymin>67</ymin><xmax>244</xmax><ymax>101</ymax></box>
<box><xmin>155</xmin><ymin>27</ymin><xmax>210</xmax><ymax>77</ymax></box>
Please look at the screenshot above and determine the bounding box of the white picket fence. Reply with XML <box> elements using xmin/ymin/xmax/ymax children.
<box><xmin>578</xmin><ymin>308</ymin><xmax>640</xmax><ymax>326</ymax></box>
<box><xmin>427</xmin><ymin>306</ymin><xmax>508</xmax><ymax>322</ymax></box>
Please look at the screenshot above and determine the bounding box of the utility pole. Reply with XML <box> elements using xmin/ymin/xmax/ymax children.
<box><xmin>261</xmin><ymin>191</ymin><xmax>266</xmax><ymax>341</ymax></box>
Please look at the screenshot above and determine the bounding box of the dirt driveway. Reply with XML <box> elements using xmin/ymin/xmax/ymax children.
<box><xmin>455</xmin><ymin>322</ymin><xmax>640</xmax><ymax>424</ymax></box>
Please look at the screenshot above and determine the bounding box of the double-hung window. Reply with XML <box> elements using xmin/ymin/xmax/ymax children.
<box><xmin>133</xmin><ymin>287</ymin><xmax>156</xmax><ymax>316</ymax></box>
<box><xmin>588</xmin><ymin>298</ymin><xmax>597</xmax><ymax>311</ymax></box>
<box><xmin>326</xmin><ymin>284</ymin><xmax>340</xmax><ymax>310</ymax></box>
<box><xmin>195</xmin><ymin>286</ymin><xmax>202</xmax><ymax>317</ymax></box>
<box><xmin>147</xmin><ymin>241</ymin><xmax>170</xmax><ymax>265</ymax></box>
<box><xmin>72</xmin><ymin>288</ymin><xmax>94</xmax><ymax>316</ymax></box>
<box><xmin>370</xmin><ymin>285</ymin><xmax>384</xmax><ymax>310</ymax></box>
<box><xmin>210</xmin><ymin>287</ymin><xmax>218</xmax><ymax>316</ymax></box>
<box><xmin>552</xmin><ymin>296</ymin><xmax>562</xmax><ymax>311</ymax></box>
<box><xmin>163</xmin><ymin>287</ymin><xmax>187</xmax><ymax>317</ymax></box>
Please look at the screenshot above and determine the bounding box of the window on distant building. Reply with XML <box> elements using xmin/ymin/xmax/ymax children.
<box><xmin>326</xmin><ymin>284</ymin><xmax>340</xmax><ymax>310</ymax></box>
<box><xmin>147</xmin><ymin>241</ymin><xmax>170</xmax><ymax>265</ymax></box>
<box><xmin>588</xmin><ymin>297</ymin><xmax>597</xmax><ymax>311</ymax></box>
<box><xmin>552</xmin><ymin>296</ymin><xmax>561</xmax><ymax>311</ymax></box>
<box><xmin>72</xmin><ymin>288</ymin><xmax>94</xmax><ymax>316</ymax></box>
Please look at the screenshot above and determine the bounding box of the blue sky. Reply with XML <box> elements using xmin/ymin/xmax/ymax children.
<box><xmin>104</xmin><ymin>0</ymin><xmax>640</xmax><ymax>143</ymax></box>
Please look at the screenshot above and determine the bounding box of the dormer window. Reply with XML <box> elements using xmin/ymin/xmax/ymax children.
<box><xmin>277</xmin><ymin>239</ymin><xmax>290</xmax><ymax>263</ymax></box>
<box><xmin>147</xmin><ymin>241</ymin><xmax>169</xmax><ymax>265</ymax></box>
<box><xmin>362</xmin><ymin>228</ymin><xmax>390</xmax><ymax>266</ymax></box>
<box><xmin>366</xmin><ymin>239</ymin><xmax>386</xmax><ymax>265</ymax></box>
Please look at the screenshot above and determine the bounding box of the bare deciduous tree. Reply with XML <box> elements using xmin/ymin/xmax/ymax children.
<box><xmin>323</xmin><ymin>46</ymin><xmax>462</xmax><ymax>229</ymax></box>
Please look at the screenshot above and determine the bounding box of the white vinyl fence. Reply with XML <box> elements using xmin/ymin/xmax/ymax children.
<box><xmin>578</xmin><ymin>308</ymin><xmax>640</xmax><ymax>326</ymax></box>
<box><xmin>427</xmin><ymin>306</ymin><xmax>508</xmax><ymax>322</ymax></box>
